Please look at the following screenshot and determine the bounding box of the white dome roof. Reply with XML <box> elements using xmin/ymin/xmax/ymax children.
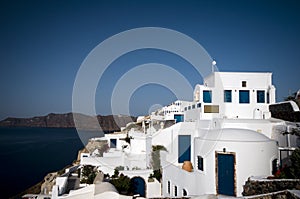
<box><xmin>199</xmin><ymin>128</ymin><xmax>271</xmax><ymax>142</ymax></box>
<box><xmin>95</xmin><ymin>182</ymin><xmax>117</xmax><ymax>195</ymax></box>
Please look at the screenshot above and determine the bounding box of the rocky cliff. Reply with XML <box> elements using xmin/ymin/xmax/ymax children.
<box><xmin>0</xmin><ymin>113</ymin><xmax>136</xmax><ymax>132</ymax></box>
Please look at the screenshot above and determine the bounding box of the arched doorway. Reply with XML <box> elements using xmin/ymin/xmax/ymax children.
<box><xmin>130</xmin><ymin>177</ymin><xmax>146</xmax><ymax>197</ymax></box>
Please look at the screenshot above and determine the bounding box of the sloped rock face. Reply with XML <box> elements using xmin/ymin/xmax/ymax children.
<box><xmin>0</xmin><ymin>113</ymin><xmax>136</xmax><ymax>132</ymax></box>
<box><xmin>40</xmin><ymin>172</ymin><xmax>58</xmax><ymax>195</ymax></box>
<box><xmin>269</xmin><ymin>102</ymin><xmax>300</xmax><ymax>122</ymax></box>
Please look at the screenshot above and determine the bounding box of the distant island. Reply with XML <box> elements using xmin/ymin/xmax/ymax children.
<box><xmin>0</xmin><ymin>113</ymin><xmax>136</xmax><ymax>133</ymax></box>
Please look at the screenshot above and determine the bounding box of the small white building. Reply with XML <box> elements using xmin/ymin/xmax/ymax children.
<box><xmin>161</xmin><ymin>128</ymin><xmax>278</xmax><ymax>197</ymax></box>
<box><xmin>186</xmin><ymin>72</ymin><xmax>275</xmax><ymax>121</ymax></box>
<box><xmin>160</xmin><ymin>100</ymin><xmax>191</xmax><ymax>121</ymax></box>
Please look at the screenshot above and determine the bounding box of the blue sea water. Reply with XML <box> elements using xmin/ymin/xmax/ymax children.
<box><xmin>0</xmin><ymin>127</ymin><xmax>103</xmax><ymax>198</ymax></box>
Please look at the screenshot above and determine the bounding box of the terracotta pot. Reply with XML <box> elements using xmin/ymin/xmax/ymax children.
<box><xmin>182</xmin><ymin>161</ymin><xmax>193</xmax><ymax>172</ymax></box>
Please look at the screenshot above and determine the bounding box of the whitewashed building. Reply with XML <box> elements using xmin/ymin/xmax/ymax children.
<box><xmin>159</xmin><ymin>72</ymin><xmax>298</xmax><ymax>197</ymax></box>
<box><xmin>77</xmin><ymin>71</ymin><xmax>299</xmax><ymax>198</ymax></box>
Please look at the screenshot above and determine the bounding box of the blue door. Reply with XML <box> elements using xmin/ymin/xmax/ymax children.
<box><xmin>178</xmin><ymin>135</ymin><xmax>191</xmax><ymax>163</ymax></box>
<box><xmin>131</xmin><ymin>177</ymin><xmax>145</xmax><ymax>197</ymax></box>
<box><xmin>217</xmin><ymin>154</ymin><xmax>235</xmax><ymax>196</ymax></box>
<box><xmin>174</xmin><ymin>114</ymin><xmax>184</xmax><ymax>123</ymax></box>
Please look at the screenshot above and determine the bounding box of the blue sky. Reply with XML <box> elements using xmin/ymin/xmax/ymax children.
<box><xmin>0</xmin><ymin>0</ymin><xmax>299</xmax><ymax>120</ymax></box>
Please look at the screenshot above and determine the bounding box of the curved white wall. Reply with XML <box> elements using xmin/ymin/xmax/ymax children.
<box><xmin>193</xmin><ymin>137</ymin><xmax>278</xmax><ymax>196</ymax></box>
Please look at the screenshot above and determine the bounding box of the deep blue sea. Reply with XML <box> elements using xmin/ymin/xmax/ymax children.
<box><xmin>0</xmin><ymin>127</ymin><xmax>103</xmax><ymax>199</ymax></box>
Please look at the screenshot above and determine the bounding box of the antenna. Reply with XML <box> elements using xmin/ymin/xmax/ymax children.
<box><xmin>212</xmin><ymin>60</ymin><xmax>217</xmax><ymax>72</ymax></box>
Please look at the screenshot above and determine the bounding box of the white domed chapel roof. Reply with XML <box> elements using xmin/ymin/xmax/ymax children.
<box><xmin>199</xmin><ymin>128</ymin><xmax>271</xmax><ymax>142</ymax></box>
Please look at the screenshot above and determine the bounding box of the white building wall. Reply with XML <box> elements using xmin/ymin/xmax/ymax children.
<box><xmin>105</xmin><ymin>134</ymin><xmax>127</xmax><ymax>150</ymax></box>
<box><xmin>103</xmin><ymin>150</ymin><xmax>123</xmax><ymax>157</ymax></box>
<box><xmin>161</xmin><ymin>151</ymin><xmax>215</xmax><ymax>197</ymax></box>
<box><xmin>152</xmin><ymin>122</ymin><xmax>196</xmax><ymax>166</ymax></box>
<box><xmin>185</xmin><ymin>108</ymin><xmax>201</xmax><ymax>122</ymax></box>
<box><xmin>124</xmin><ymin>153</ymin><xmax>148</xmax><ymax>169</ymax></box>
<box><xmin>129</xmin><ymin>134</ymin><xmax>147</xmax><ymax>154</ymax></box>
<box><xmin>56</xmin><ymin>177</ymin><xmax>68</xmax><ymax>195</ymax></box>
<box><xmin>212</xmin><ymin>72</ymin><xmax>272</xmax><ymax>89</ymax></box>
<box><xmin>146</xmin><ymin>136</ymin><xmax>152</xmax><ymax>168</ymax></box>
<box><xmin>147</xmin><ymin>179</ymin><xmax>162</xmax><ymax>198</ymax></box>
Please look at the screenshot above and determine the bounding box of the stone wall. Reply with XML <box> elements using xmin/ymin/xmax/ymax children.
<box><xmin>244</xmin><ymin>190</ymin><xmax>300</xmax><ymax>199</ymax></box>
<box><xmin>243</xmin><ymin>178</ymin><xmax>300</xmax><ymax>196</ymax></box>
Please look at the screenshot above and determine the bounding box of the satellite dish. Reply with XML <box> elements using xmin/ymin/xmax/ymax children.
<box><xmin>212</xmin><ymin>60</ymin><xmax>217</xmax><ymax>65</ymax></box>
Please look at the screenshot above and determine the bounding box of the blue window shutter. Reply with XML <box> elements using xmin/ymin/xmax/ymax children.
<box><xmin>239</xmin><ymin>90</ymin><xmax>250</xmax><ymax>103</ymax></box>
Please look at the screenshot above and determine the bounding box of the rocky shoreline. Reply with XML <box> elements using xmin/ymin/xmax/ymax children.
<box><xmin>0</xmin><ymin>113</ymin><xmax>136</xmax><ymax>132</ymax></box>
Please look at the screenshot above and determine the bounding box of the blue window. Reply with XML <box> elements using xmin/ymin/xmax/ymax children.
<box><xmin>174</xmin><ymin>114</ymin><xmax>184</xmax><ymax>123</ymax></box>
<box><xmin>178</xmin><ymin>135</ymin><xmax>191</xmax><ymax>163</ymax></box>
<box><xmin>257</xmin><ymin>90</ymin><xmax>265</xmax><ymax>103</ymax></box>
<box><xmin>224</xmin><ymin>90</ymin><xmax>232</xmax><ymax>102</ymax></box>
<box><xmin>203</xmin><ymin>90</ymin><xmax>212</xmax><ymax>103</ymax></box>
<box><xmin>239</xmin><ymin>90</ymin><xmax>250</xmax><ymax>103</ymax></box>
<box><xmin>197</xmin><ymin>103</ymin><xmax>201</xmax><ymax>108</ymax></box>
<box><xmin>110</xmin><ymin>139</ymin><xmax>117</xmax><ymax>148</ymax></box>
